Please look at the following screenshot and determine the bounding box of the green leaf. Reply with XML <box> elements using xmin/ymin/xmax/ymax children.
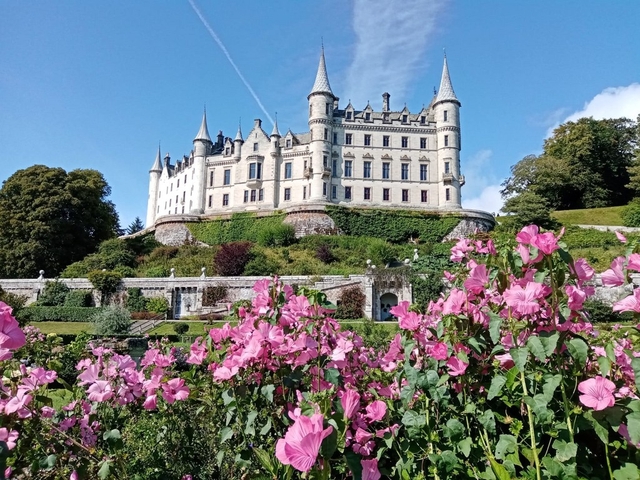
<box><xmin>511</xmin><ymin>347</ymin><xmax>528</xmax><ymax>372</ymax></box>
<box><xmin>39</xmin><ymin>454</ymin><xmax>57</xmax><ymax>470</ymax></box>
<box><xmin>404</xmin><ymin>362</ymin><xmax>419</xmax><ymax>388</ymax></box>
<box><xmin>495</xmin><ymin>434</ymin><xmax>517</xmax><ymax>460</ymax></box>
<box><xmin>103</xmin><ymin>429</ymin><xmax>123</xmax><ymax>450</ymax></box>
<box><xmin>320</xmin><ymin>427</ymin><xmax>338</xmax><ymax>459</ymax></box>
<box><xmin>613</xmin><ymin>463</ymin><xmax>640</xmax><ymax>480</ymax></box>
<box><xmin>234</xmin><ymin>451</ymin><xmax>252</xmax><ymax>469</ymax></box>
<box><xmin>488</xmin><ymin>457</ymin><xmax>512</xmax><ymax>480</ymax></box>
<box><xmin>597</xmin><ymin>356</ymin><xmax>612</xmax><ymax>377</ymax></box>
<box><xmin>261</xmin><ymin>384</ymin><xmax>275</xmax><ymax>403</ymax></box>
<box><xmin>444</xmin><ymin>418</ymin><xmax>465</xmax><ymax>441</ymax></box>
<box><xmin>221</xmin><ymin>389</ymin><xmax>234</xmax><ymax>406</ymax></box>
<box><xmin>98</xmin><ymin>461</ymin><xmax>111</xmax><ymax>479</ymax></box>
<box><xmin>345</xmin><ymin>451</ymin><xmax>363</xmax><ymax>480</ymax></box>
<box><xmin>260</xmin><ymin>418</ymin><xmax>272</xmax><ymax>436</ymax></box>
<box><xmin>253</xmin><ymin>447</ymin><xmax>276</xmax><ymax>475</ymax></box>
<box><xmin>400</xmin><ymin>385</ymin><xmax>415</xmax><ymax>407</ymax></box>
<box><xmin>559</xmin><ymin>248</ymin><xmax>573</xmax><ymax>265</ymax></box>
<box><xmin>541</xmin><ymin>374</ymin><xmax>562</xmax><ymax>402</ymax></box>
<box><xmin>245</xmin><ymin>410</ymin><xmax>259</xmax><ymax>436</ymax></box>
<box><xmin>402</xmin><ymin>410</ymin><xmax>426</xmax><ymax>427</ymax></box>
<box><xmin>567</xmin><ymin>338</ymin><xmax>589</xmax><ymax>368</ymax></box>
<box><xmin>553</xmin><ymin>439</ymin><xmax>577</xmax><ymax>462</ymax></box>
<box><xmin>479</xmin><ymin>410</ymin><xmax>496</xmax><ymax>435</ymax></box>
<box><xmin>220</xmin><ymin>427</ymin><xmax>233</xmax><ymax>443</ymax></box>
<box><xmin>35</xmin><ymin>395</ymin><xmax>53</xmax><ymax>407</ymax></box>
<box><xmin>626</xmin><ymin>411</ymin><xmax>640</xmax><ymax>445</ymax></box>
<box><xmin>539</xmin><ymin>331</ymin><xmax>560</xmax><ymax>357</ymax></box>
<box><xmin>631</xmin><ymin>358</ymin><xmax>640</xmax><ymax>393</ymax></box>
<box><xmin>584</xmin><ymin>411</ymin><xmax>609</xmax><ymax>444</ymax></box>
<box><xmin>488</xmin><ymin>375</ymin><xmax>507</xmax><ymax>400</ymax></box>
<box><xmin>324</xmin><ymin>368</ymin><xmax>341</xmax><ymax>386</ymax></box>
<box><xmin>458</xmin><ymin>437</ymin><xmax>472</xmax><ymax>458</ymax></box>
<box><xmin>488</xmin><ymin>311</ymin><xmax>502</xmax><ymax>344</ymax></box>
<box><xmin>526</xmin><ymin>335</ymin><xmax>547</xmax><ymax>361</ymax></box>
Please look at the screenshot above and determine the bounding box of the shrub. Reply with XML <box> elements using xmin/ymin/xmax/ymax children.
<box><xmin>88</xmin><ymin>270</ymin><xmax>122</xmax><ymax>302</ymax></box>
<box><xmin>113</xmin><ymin>265</ymin><xmax>136</xmax><ymax>278</ymax></box>
<box><xmin>64</xmin><ymin>290</ymin><xmax>92</xmax><ymax>307</ymax></box>
<box><xmin>315</xmin><ymin>244</ymin><xmax>335</xmax><ymax>264</ymax></box>
<box><xmin>144</xmin><ymin>266</ymin><xmax>169</xmax><ymax>278</ymax></box>
<box><xmin>148</xmin><ymin>245</ymin><xmax>180</xmax><ymax>261</ymax></box>
<box><xmin>90</xmin><ymin>305</ymin><xmax>131</xmax><ymax>335</ymax></box>
<box><xmin>173</xmin><ymin>322</ymin><xmax>189</xmax><ymax>335</ymax></box>
<box><xmin>202</xmin><ymin>285</ymin><xmax>228</xmax><ymax>306</ymax></box>
<box><xmin>367</xmin><ymin>240</ymin><xmax>397</xmax><ymax>266</ymax></box>
<box><xmin>187</xmin><ymin>212</ymin><xmax>286</xmax><ymax>245</ymax></box>
<box><xmin>147</xmin><ymin>297</ymin><xmax>169</xmax><ymax>316</ymax></box>
<box><xmin>214</xmin><ymin>241</ymin><xmax>253</xmax><ymax>276</ymax></box>
<box><xmin>126</xmin><ymin>288</ymin><xmax>148</xmax><ymax>312</ymax></box>
<box><xmin>243</xmin><ymin>255</ymin><xmax>280</xmax><ymax>276</ymax></box>
<box><xmin>37</xmin><ymin>280</ymin><xmax>70</xmax><ymax>306</ymax></box>
<box><xmin>621</xmin><ymin>198</ymin><xmax>640</xmax><ymax>227</ymax></box>
<box><xmin>0</xmin><ymin>286</ymin><xmax>28</xmax><ymax>323</ymax></box>
<box><xmin>130</xmin><ymin>311</ymin><xmax>161</xmax><ymax>320</ymax></box>
<box><xmin>16</xmin><ymin>306</ymin><xmax>104</xmax><ymax>323</ymax></box>
<box><xmin>411</xmin><ymin>275</ymin><xmax>443</xmax><ymax>312</ymax></box>
<box><xmin>257</xmin><ymin>224</ymin><xmax>296</xmax><ymax>247</ymax></box>
<box><xmin>335</xmin><ymin>286</ymin><xmax>366</xmax><ymax>319</ymax></box>
<box><xmin>583</xmin><ymin>298</ymin><xmax>633</xmax><ymax>323</ymax></box>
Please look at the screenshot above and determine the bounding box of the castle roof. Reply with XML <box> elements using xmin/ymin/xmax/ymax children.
<box><xmin>309</xmin><ymin>47</ymin><xmax>334</xmax><ymax>97</ymax></box>
<box><xmin>434</xmin><ymin>55</ymin><xmax>460</xmax><ymax>106</ymax></box>
<box><xmin>271</xmin><ymin>117</ymin><xmax>281</xmax><ymax>137</ymax></box>
<box><xmin>150</xmin><ymin>145</ymin><xmax>162</xmax><ymax>172</ymax></box>
<box><xmin>235</xmin><ymin>124</ymin><xmax>243</xmax><ymax>142</ymax></box>
<box><xmin>194</xmin><ymin>110</ymin><xmax>212</xmax><ymax>143</ymax></box>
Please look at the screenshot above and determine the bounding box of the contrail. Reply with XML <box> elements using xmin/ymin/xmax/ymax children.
<box><xmin>187</xmin><ymin>0</ymin><xmax>275</xmax><ymax>126</ymax></box>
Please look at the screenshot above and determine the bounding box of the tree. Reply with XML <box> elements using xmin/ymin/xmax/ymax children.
<box><xmin>625</xmin><ymin>114</ymin><xmax>640</xmax><ymax>194</ymax></box>
<box><xmin>500</xmin><ymin>191</ymin><xmax>558</xmax><ymax>231</ymax></box>
<box><xmin>0</xmin><ymin>166</ymin><xmax>120</xmax><ymax>278</ymax></box>
<box><xmin>126</xmin><ymin>217</ymin><xmax>145</xmax><ymax>235</ymax></box>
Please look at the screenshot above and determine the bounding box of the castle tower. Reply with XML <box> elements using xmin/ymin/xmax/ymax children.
<box><xmin>192</xmin><ymin>110</ymin><xmax>212</xmax><ymax>214</ymax></box>
<box><xmin>433</xmin><ymin>54</ymin><xmax>462</xmax><ymax>209</ymax></box>
<box><xmin>233</xmin><ymin>123</ymin><xmax>243</xmax><ymax>161</ymax></box>
<box><xmin>146</xmin><ymin>145</ymin><xmax>162</xmax><ymax>227</ymax></box>
<box><xmin>307</xmin><ymin>47</ymin><xmax>335</xmax><ymax>202</ymax></box>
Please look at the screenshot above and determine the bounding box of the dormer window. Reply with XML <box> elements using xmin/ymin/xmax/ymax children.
<box><xmin>286</xmin><ymin>139</ymin><xmax>292</xmax><ymax>148</ymax></box>
<box><xmin>421</xmin><ymin>116</ymin><xmax>426</xmax><ymax>124</ymax></box>
<box><xmin>225</xmin><ymin>147</ymin><xmax>230</xmax><ymax>156</ymax></box>
<box><xmin>253</xmin><ymin>142</ymin><xmax>259</xmax><ymax>152</ymax></box>
<box><xmin>346</xmin><ymin>111</ymin><xmax>352</xmax><ymax>120</ymax></box>
<box><xmin>402</xmin><ymin>114</ymin><xmax>408</xmax><ymax>123</ymax></box>
<box><xmin>365</xmin><ymin>112</ymin><xmax>371</xmax><ymax>121</ymax></box>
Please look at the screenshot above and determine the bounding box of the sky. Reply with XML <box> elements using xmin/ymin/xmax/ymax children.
<box><xmin>1</xmin><ymin>1</ymin><xmax>639</xmax><ymax>227</ymax></box>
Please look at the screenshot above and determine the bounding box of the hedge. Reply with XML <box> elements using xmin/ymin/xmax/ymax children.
<box><xmin>188</xmin><ymin>212</ymin><xmax>287</xmax><ymax>245</ymax></box>
<box><xmin>325</xmin><ymin>206</ymin><xmax>461</xmax><ymax>243</ymax></box>
<box><xmin>17</xmin><ymin>307</ymin><xmax>106</xmax><ymax>323</ymax></box>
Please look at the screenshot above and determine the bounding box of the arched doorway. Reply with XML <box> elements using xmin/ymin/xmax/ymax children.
<box><xmin>379</xmin><ymin>292</ymin><xmax>398</xmax><ymax>321</ymax></box>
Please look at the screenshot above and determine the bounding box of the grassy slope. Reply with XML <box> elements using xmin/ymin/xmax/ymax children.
<box><xmin>34</xmin><ymin>322</ymin><xmax>94</xmax><ymax>334</ymax></box>
<box><xmin>552</xmin><ymin>206</ymin><xmax>624</xmax><ymax>226</ymax></box>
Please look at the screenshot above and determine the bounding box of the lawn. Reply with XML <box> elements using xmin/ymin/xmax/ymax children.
<box><xmin>33</xmin><ymin>322</ymin><xmax>94</xmax><ymax>335</ymax></box>
<box><xmin>148</xmin><ymin>321</ymin><xmax>218</xmax><ymax>336</ymax></box>
<box><xmin>552</xmin><ymin>206</ymin><xmax>624</xmax><ymax>226</ymax></box>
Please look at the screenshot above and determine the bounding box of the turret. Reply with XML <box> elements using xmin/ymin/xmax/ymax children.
<box><xmin>270</xmin><ymin>117</ymin><xmax>281</xmax><ymax>152</ymax></box>
<box><xmin>307</xmin><ymin>46</ymin><xmax>335</xmax><ymax>202</ymax></box>
<box><xmin>233</xmin><ymin>123</ymin><xmax>243</xmax><ymax>161</ymax></box>
<box><xmin>433</xmin><ymin>55</ymin><xmax>462</xmax><ymax>209</ymax></box>
<box><xmin>192</xmin><ymin>110</ymin><xmax>212</xmax><ymax>214</ymax></box>
<box><xmin>146</xmin><ymin>145</ymin><xmax>162</xmax><ymax>227</ymax></box>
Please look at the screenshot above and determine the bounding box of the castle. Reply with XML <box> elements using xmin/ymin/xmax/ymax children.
<box><xmin>146</xmin><ymin>49</ymin><xmax>466</xmax><ymax>229</ymax></box>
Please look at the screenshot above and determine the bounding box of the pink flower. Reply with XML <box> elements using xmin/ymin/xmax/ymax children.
<box><xmin>627</xmin><ymin>253</ymin><xmax>640</xmax><ymax>272</ymax></box>
<box><xmin>442</xmin><ymin>289</ymin><xmax>466</xmax><ymax>315</ymax></box>
<box><xmin>77</xmin><ymin>364</ymin><xmax>100</xmax><ymax>386</ymax></box>
<box><xmin>531</xmin><ymin>231</ymin><xmax>560</xmax><ymax>255</ymax></box>
<box><xmin>355</xmin><ymin>428</ymin><xmax>373</xmax><ymax>444</ymax></box>
<box><xmin>464</xmin><ymin>264</ymin><xmax>489</xmax><ymax>294</ymax></box>
<box><xmin>503</xmin><ymin>282</ymin><xmax>547</xmax><ymax>315</ymax></box>
<box><xmin>430</xmin><ymin>342</ymin><xmax>449</xmax><ymax>361</ymax></box>
<box><xmin>613</xmin><ymin>289</ymin><xmax>640</xmax><ymax>314</ymax></box>
<box><xmin>340</xmin><ymin>388</ymin><xmax>360</xmax><ymax>420</ymax></box>
<box><xmin>516</xmin><ymin>225</ymin><xmax>539</xmax><ymax>245</ymax></box>
<box><xmin>601</xmin><ymin>257</ymin><xmax>626</xmax><ymax>287</ymax></box>
<box><xmin>161</xmin><ymin>378</ymin><xmax>190</xmax><ymax>404</ymax></box>
<box><xmin>275</xmin><ymin>413</ymin><xmax>333</xmax><ymax>472</ymax></box>
<box><xmin>566</xmin><ymin>285</ymin><xmax>586</xmax><ymax>311</ymax></box>
<box><xmin>619</xmin><ymin>424</ymin><xmax>640</xmax><ymax>448</ymax></box>
<box><xmin>361</xmin><ymin>458</ymin><xmax>381</xmax><ymax>480</ymax></box>
<box><xmin>391</xmin><ymin>302</ymin><xmax>420</xmax><ymax>331</ymax></box>
<box><xmin>0</xmin><ymin>302</ymin><xmax>26</xmax><ymax>351</ymax></box>
<box><xmin>578</xmin><ymin>376</ymin><xmax>616</xmax><ymax>411</ymax></box>
<box><xmin>0</xmin><ymin>428</ymin><xmax>19</xmax><ymax>450</ymax></box>
<box><xmin>450</xmin><ymin>238</ymin><xmax>474</xmax><ymax>262</ymax></box>
<box><xmin>187</xmin><ymin>337</ymin><xmax>207</xmax><ymax>365</ymax></box>
<box><xmin>87</xmin><ymin>380</ymin><xmax>113</xmax><ymax>402</ymax></box>
<box><xmin>41</xmin><ymin>406</ymin><xmax>56</xmax><ymax>418</ymax></box>
<box><xmin>569</xmin><ymin>258</ymin><xmax>595</xmax><ymax>283</ymax></box>
<box><xmin>143</xmin><ymin>394</ymin><xmax>157</xmax><ymax>410</ymax></box>
<box><xmin>616</xmin><ymin>231</ymin><xmax>627</xmax><ymax>243</ymax></box>
<box><xmin>70</xmin><ymin>471</ymin><xmax>79</xmax><ymax>480</ymax></box>
<box><xmin>446</xmin><ymin>356</ymin><xmax>469</xmax><ymax>376</ymax></box>
<box><xmin>365</xmin><ymin>400</ymin><xmax>387</xmax><ymax>422</ymax></box>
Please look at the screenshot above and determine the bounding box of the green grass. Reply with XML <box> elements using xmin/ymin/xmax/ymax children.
<box><xmin>32</xmin><ymin>322</ymin><xmax>94</xmax><ymax>334</ymax></box>
<box><xmin>148</xmin><ymin>321</ymin><xmax>229</xmax><ymax>336</ymax></box>
<box><xmin>552</xmin><ymin>206</ymin><xmax>624</xmax><ymax>226</ymax></box>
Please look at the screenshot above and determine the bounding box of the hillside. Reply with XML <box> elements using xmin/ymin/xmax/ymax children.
<box><xmin>551</xmin><ymin>206</ymin><xmax>624</xmax><ymax>226</ymax></box>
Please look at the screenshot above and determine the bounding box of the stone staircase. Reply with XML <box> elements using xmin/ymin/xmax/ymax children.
<box><xmin>130</xmin><ymin>317</ymin><xmax>164</xmax><ymax>335</ymax></box>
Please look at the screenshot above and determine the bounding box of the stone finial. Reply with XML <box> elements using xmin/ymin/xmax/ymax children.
<box><xmin>366</xmin><ymin>259</ymin><xmax>371</xmax><ymax>266</ymax></box>
<box><xmin>371</xmin><ymin>265</ymin><xmax>376</xmax><ymax>270</ymax></box>
<box><xmin>413</xmin><ymin>248</ymin><xmax>419</xmax><ymax>261</ymax></box>
<box><xmin>200</xmin><ymin>267</ymin><xmax>206</xmax><ymax>279</ymax></box>
<box><xmin>404</xmin><ymin>258</ymin><xmax>410</xmax><ymax>265</ymax></box>
<box><xmin>169</xmin><ymin>268</ymin><xmax>176</xmax><ymax>279</ymax></box>
<box><xmin>37</xmin><ymin>270</ymin><xmax>45</xmax><ymax>280</ymax></box>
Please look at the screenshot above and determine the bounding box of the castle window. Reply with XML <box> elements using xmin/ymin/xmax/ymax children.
<box><xmin>171</xmin><ymin>183</ymin><xmax>173</xmax><ymax>191</ymax></box>
<box><xmin>225</xmin><ymin>147</ymin><xmax>230</xmax><ymax>156</ymax></box>
<box><xmin>284</xmin><ymin>162</ymin><xmax>292</xmax><ymax>179</ymax></box>
<box><xmin>444</xmin><ymin>110</ymin><xmax>448</xmax><ymax>122</ymax></box>
<box><xmin>253</xmin><ymin>142</ymin><xmax>259</xmax><ymax>152</ymax></box>
<box><xmin>420</xmin><ymin>138</ymin><xmax>427</xmax><ymax>149</ymax></box>
<box><xmin>223</xmin><ymin>194</ymin><xmax>229</xmax><ymax>206</ymax></box>
<box><xmin>249</xmin><ymin>162</ymin><xmax>262</xmax><ymax>180</ymax></box>
<box><xmin>346</xmin><ymin>111</ymin><xmax>352</xmax><ymax>120</ymax></box>
<box><xmin>259</xmin><ymin>189</ymin><xmax>264</xmax><ymax>201</ymax></box>
<box><xmin>169</xmin><ymin>199</ymin><xmax>171</xmax><ymax>207</ymax></box>
<box><xmin>224</xmin><ymin>169</ymin><xmax>231</xmax><ymax>185</ymax></box>
<box><xmin>401</xmin><ymin>136</ymin><xmax>408</xmax><ymax>148</ymax></box>
<box><xmin>210</xmin><ymin>171</ymin><xmax>214</xmax><ymax>186</ymax></box>
<box><xmin>421</xmin><ymin>190</ymin><xmax>428</xmax><ymax>203</ymax></box>
<box><xmin>184</xmin><ymin>174</ymin><xmax>187</xmax><ymax>183</ymax></box>
<box><xmin>383</xmin><ymin>113</ymin><xmax>390</xmax><ymax>123</ymax></box>
<box><xmin>323</xmin><ymin>182</ymin><xmax>327</xmax><ymax>196</ymax></box>
<box><xmin>446</xmin><ymin>188</ymin><xmax>451</xmax><ymax>201</ymax></box>
<box><xmin>326</xmin><ymin>103</ymin><xmax>330</xmax><ymax>115</ymax></box>
<box><xmin>402</xmin><ymin>189</ymin><xmax>409</xmax><ymax>202</ymax></box>
<box><xmin>309</xmin><ymin>105</ymin><xmax>313</xmax><ymax>116</ymax></box>
<box><xmin>250</xmin><ymin>190</ymin><xmax>257</xmax><ymax>202</ymax></box>
<box><xmin>401</xmin><ymin>163</ymin><xmax>409</xmax><ymax>180</ymax></box>
<box><xmin>284</xmin><ymin>188</ymin><xmax>291</xmax><ymax>201</ymax></box>
<box><xmin>364</xmin><ymin>187</ymin><xmax>371</xmax><ymax>200</ymax></box>
<box><xmin>345</xmin><ymin>133</ymin><xmax>352</xmax><ymax>145</ymax></box>
<box><xmin>332</xmin><ymin>159</ymin><xmax>337</xmax><ymax>176</ymax></box>
<box><xmin>383</xmin><ymin>188</ymin><xmax>390</xmax><ymax>201</ymax></box>
<box><xmin>175</xmin><ymin>207</ymin><xmax>177</xmax><ymax>214</ymax></box>
<box><xmin>176</xmin><ymin>195</ymin><xmax>178</xmax><ymax>203</ymax></box>
<box><xmin>303</xmin><ymin>186</ymin><xmax>307</xmax><ymax>199</ymax></box>
<box><xmin>421</xmin><ymin>115</ymin><xmax>426</xmax><ymax>124</ymax></box>
<box><xmin>333</xmin><ymin>132</ymin><xmax>337</xmax><ymax>144</ymax></box>
<box><xmin>382</xmin><ymin>162</ymin><xmax>390</xmax><ymax>179</ymax></box>
<box><xmin>158</xmin><ymin>191</ymin><xmax>161</xmax><ymax>198</ymax></box>
<box><xmin>444</xmin><ymin>161</ymin><xmax>450</xmax><ymax>174</ymax></box>
<box><xmin>182</xmin><ymin>192</ymin><xmax>186</xmax><ymax>202</ymax></box>
<box><xmin>444</xmin><ymin>135</ymin><xmax>449</xmax><ymax>147</ymax></box>
<box><xmin>344</xmin><ymin>160</ymin><xmax>352</xmax><ymax>177</ymax></box>
<box><xmin>244</xmin><ymin>191</ymin><xmax>249</xmax><ymax>203</ymax></box>
<box><xmin>364</xmin><ymin>134</ymin><xmax>371</xmax><ymax>146</ymax></box>
<box><xmin>177</xmin><ymin>179</ymin><xmax>180</xmax><ymax>187</ymax></box>
<box><xmin>345</xmin><ymin>186</ymin><xmax>352</xmax><ymax>200</ymax></box>
<box><xmin>332</xmin><ymin>185</ymin><xmax>337</xmax><ymax>199</ymax></box>
<box><xmin>208</xmin><ymin>195</ymin><xmax>212</xmax><ymax>207</ymax></box>
<box><xmin>323</xmin><ymin>155</ymin><xmax>328</xmax><ymax>167</ymax></box>
<box><xmin>181</xmin><ymin>206</ymin><xmax>184</xmax><ymax>214</ymax></box>
<box><xmin>286</xmin><ymin>139</ymin><xmax>292</xmax><ymax>148</ymax></box>
<box><xmin>365</xmin><ymin>112</ymin><xmax>371</xmax><ymax>121</ymax></box>
<box><xmin>157</xmin><ymin>206</ymin><xmax>159</xmax><ymax>213</ymax></box>
<box><xmin>383</xmin><ymin>135</ymin><xmax>390</xmax><ymax>147</ymax></box>
<box><xmin>324</xmin><ymin>128</ymin><xmax>328</xmax><ymax>140</ymax></box>
<box><xmin>402</xmin><ymin>114</ymin><xmax>408</xmax><ymax>123</ymax></box>
<box><xmin>363</xmin><ymin>161</ymin><xmax>371</xmax><ymax>178</ymax></box>
<box><xmin>420</xmin><ymin>164</ymin><xmax>428</xmax><ymax>181</ymax></box>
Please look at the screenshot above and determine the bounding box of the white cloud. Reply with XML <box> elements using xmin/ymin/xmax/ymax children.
<box><xmin>547</xmin><ymin>83</ymin><xmax>640</xmax><ymax>136</ymax></box>
<box><xmin>345</xmin><ymin>0</ymin><xmax>448</xmax><ymax>108</ymax></box>
<box><xmin>463</xmin><ymin>185</ymin><xmax>503</xmax><ymax>215</ymax></box>
<box><xmin>461</xmin><ymin>149</ymin><xmax>504</xmax><ymax>214</ymax></box>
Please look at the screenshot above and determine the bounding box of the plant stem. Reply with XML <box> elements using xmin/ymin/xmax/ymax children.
<box><xmin>520</xmin><ymin>371</ymin><xmax>542</xmax><ymax>480</ymax></box>
<box><xmin>559</xmin><ymin>377</ymin><xmax>575</xmax><ymax>443</ymax></box>
<box><xmin>604</xmin><ymin>442</ymin><xmax>614</xmax><ymax>480</ymax></box>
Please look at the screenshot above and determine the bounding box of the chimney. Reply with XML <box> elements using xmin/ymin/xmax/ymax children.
<box><xmin>333</xmin><ymin>97</ymin><xmax>339</xmax><ymax>110</ymax></box>
<box><xmin>382</xmin><ymin>92</ymin><xmax>390</xmax><ymax>112</ymax></box>
<box><xmin>254</xmin><ymin>119</ymin><xmax>262</xmax><ymax>128</ymax></box>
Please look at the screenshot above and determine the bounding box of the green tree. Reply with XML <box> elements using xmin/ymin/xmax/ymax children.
<box><xmin>126</xmin><ymin>217</ymin><xmax>145</xmax><ymax>235</ymax></box>
<box><xmin>0</xmin><ymin>166</ymin><xmax>120</xmax><ymax>278</ymax></box>
<box><xmin>500</xmin><ymin>191</ymin><xmax>558</xmax><ymax>231</ymax></box>
<box><xmin>625</xmin><ymin>114</ymin><xmax>640</xmax><ymax>194</ymax></box>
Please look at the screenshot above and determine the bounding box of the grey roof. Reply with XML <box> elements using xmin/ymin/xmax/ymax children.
<box><xmin>234</xmin><ymin>124</ymin><xmax>243</xmax><ymax>141</ymax></box>
<box><xmin>150</xmin><ymin>145</ymin><xmax>162</xmax><ymax>172</ymax></box>
<box><xmin>271</xmin><ymin>118</ymin><xmax>281</xmax><ymax>137</ymax></box>
<box><xmin>310</xmin><ymin>47</ymin><xmax>334</xmax><ymax>97</ymax></box>
<box><xmin>434</xmin><ymin>56</ymin><xmax>459</xmax><ymax>105</ymax></box>
<box><xmin>194</xmin><ymin>111</ymin><xmax>212</xmax><ymax>143</ymax></box>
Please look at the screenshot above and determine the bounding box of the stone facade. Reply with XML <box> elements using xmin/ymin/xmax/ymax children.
<box><xmin>146</xmin><ymin>50</ymin><xmax>475</xmax><ymax>229</ymax></box>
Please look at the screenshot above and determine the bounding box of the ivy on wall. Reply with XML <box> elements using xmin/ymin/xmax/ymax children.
<box><xmin>325</xmin><ymin>206</ymin><xmax>461</xmax><ymax>243</ymax></box>
<box><xmin>187</xmin><ymin>212</ymin><xmax>286</xmax><ymax>246</ymax></box>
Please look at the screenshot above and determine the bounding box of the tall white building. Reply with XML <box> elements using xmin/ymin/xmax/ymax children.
<box><xmin>146</xmin><ymin>50</ymin><xmax>464</xmax><ymax>228</ymax></box>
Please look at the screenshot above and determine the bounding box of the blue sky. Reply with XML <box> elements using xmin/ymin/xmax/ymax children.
<box><xmin>1</xmin><ymin>1</ymin><xmax>639</xmax><ymax>226</ymax></box>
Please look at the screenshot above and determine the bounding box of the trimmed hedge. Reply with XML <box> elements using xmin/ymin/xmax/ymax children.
<box><xmin>188</xmin><ymin>212</ymin><xmax>287</xmax><ymax>245</ymax></box>
<box><xmin>17</xmin><ymin>307</ymin><xmax>106</xmax><ymax>323</ymax></box>
<box><xmin>325</xmin><ymin>206</ymin><xmax>460</xmax><ymax>243</ymax></box>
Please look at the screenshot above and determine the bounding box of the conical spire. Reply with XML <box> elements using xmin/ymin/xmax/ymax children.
<box><xmin>434</xmin><ymin>55</ymin><xmax>460</xmax><ymax>105</ymax></box>
<box><xmin>150</xmin><ymin>144</ymin><xmax>162</xmax><ymax>172</ymax></box>
<box><xmin>271</xmin><ymin>116</ymin><xmax>281</xmax><ymax>137</ymax></box>
<box><xmin>234</xmin><ymin>123</ymin><xmax>243</xmax><ymax>142</ymax></box>
<box><xmin>309</xmin><ymin>47</ymin><xmax>334</xmax><ymax>97</ymax></box>
<box><xmin>194</xmin><ymin>109</ymin><xmax>212</xmax><ymax>143</ymax></box>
